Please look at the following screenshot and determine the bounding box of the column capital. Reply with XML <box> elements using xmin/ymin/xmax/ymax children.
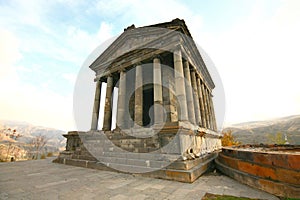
<box><xmin>190</xmin><ymin>67</ymin><xmax>196</xmax><ymax>72</ymax></box>
<box><xmin>153</xmin><ymin>55</ymin><xmax>162</xmax><ymax>62</ymax></box>
<box><xmin>173</xmin><ymin>44</ymin><xmax>183</xmax><ymax>54</ymax></box>
<box><xmin>183</xmin><ymin>60</ymin><xmax>189</xmax><ymax>68</ymax></box>
<box><xmin>134</xmin><ymin>62</ymin><xmax>142</xmax><ymax>66</ymax></box>
<box><xmin>118</xmin><ymin>68</ymin><xmax>126</xmax><ymax>73</ymax></box>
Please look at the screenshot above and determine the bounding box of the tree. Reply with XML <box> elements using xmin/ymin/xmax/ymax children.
<box><xmin>0</xmin><ymin>128</ymin><xmax>22</xmax><ymax>161</ymax></box>
<box><xmin>221</xmin><ymin>129</ymin><xmax>240</xmax><ymax>147</ymax></box>
<box><xmin>267</xmin><ymin>132</ymin><xmax>286</xmax><ymax>145</ymax></box>
<box><xmin>30</xmin><ymin>135</ymin><xmax>48</xmax><ymax>159</ymax></box>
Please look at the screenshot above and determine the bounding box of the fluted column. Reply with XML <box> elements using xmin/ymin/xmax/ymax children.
<box><xmin>201</xmin><ymin>83</ymin><xmax>210</xmax><ymax>129</ymax></box>
<box><xmin>190</xmin><ymin>69</ymin><xmax>201</xmax><ymax>125</ymax></box>
<box><xmin>174</xmin><ymin>48</ymin><xmax>188</xmax><ymax>121</ymax></box>
<box><xmin>204</xmin><ymin>87</ymin><xmax>211</xmax><ymax>129</ymax></box>
<box><xmin>209</xmin><ymin>94</ymin><xmax>217</xmax><ymax>131</ymax></box>
<box><xmin>91</xmin><ymin>80</ymin><xmax>102</xmax><ymax>130</ymax></box>
<box><xmin>134</xmin><ymin>64</ymin><xmax>143</xmax><ymax>126</ymax></box>
<box><xmin>197</xmin><ymin>77</ymin><xmax>206</xmax><ymax>128</ymax></box>
<box><xmin>153</xmin><ymin>57</ymin><xmax>164</xmax><ymax>124</ymax></box>
<box><xmin>116</xmin><ymin>69</ymin><xmax>126</xmax><ymax>129</ymax></box>
<box><xmin>183</xmin><ymin>61</ymin><xmax>195</xmax><ymax>124</ymax></box>
<box><xmin>102</xmin><ymin>75</ymin><xmax>114</xmax><ymax>131</ymax></box>
<box><xmin>206</xmin><ymin>90</ymin><xmax>213</xmax><ymax>130</ymax></box>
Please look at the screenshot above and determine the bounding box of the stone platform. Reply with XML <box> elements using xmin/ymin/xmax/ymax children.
<box><xmin>54</xmin><ymin>151</ymin><xmax>217</xmax><ymax>183</ymax></box>
<box><xmin>54</xmin><ymin>130</ymin><xmax>221</xmax><ymax>183</ymax></box>
<box><xmin>0</xmin><ymin>158</ymin><xmax>279</xmax><ymax>200</ymax></box>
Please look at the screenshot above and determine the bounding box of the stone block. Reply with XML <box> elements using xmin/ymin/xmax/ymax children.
<box><xmin>288</xmin><ymin>154</ymin><xmax>300</xmax><ymax>170</ymax></box>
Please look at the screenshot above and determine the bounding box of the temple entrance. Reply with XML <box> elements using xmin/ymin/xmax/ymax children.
<box><xmin>143</xmin><ymin>84</ymin><xmax>154</xmax><ymax>127</ymax></box>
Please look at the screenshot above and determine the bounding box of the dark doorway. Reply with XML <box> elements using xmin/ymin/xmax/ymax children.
<box><xmin>143</xmin><ymin>85</ymin><xmax>154</xmax><ymax>127</ymax></box>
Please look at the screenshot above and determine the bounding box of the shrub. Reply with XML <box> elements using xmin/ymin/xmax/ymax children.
<box><xmin>221</xmin><ymin>129</ymin><xmax>240</xmax><ymax>146</ymax></box>
<box><xmin>46</xmin><ymin>152</ymin><xmax>53</xmax><ymax>157</ymax></box>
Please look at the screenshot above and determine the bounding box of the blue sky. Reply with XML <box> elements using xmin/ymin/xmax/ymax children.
<box><xmin>0</xmin><ymin>0</ymin><xmax>299</xmax><ymax>130</ymax></box>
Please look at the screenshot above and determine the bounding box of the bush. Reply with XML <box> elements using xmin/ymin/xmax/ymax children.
<box><xmin>221</xmin><ymin>130</ymin><xmax>240</xmax><ymax>147</ymax></box>
<box><xmin>46</xmin><ymin>152</ymin><xmax>53</xmax><ymax>157</ymax></box>
<box><xmin>40</xmin><ymin>154</ymin><xmax>46</xmax><ymax>159</ymax></box>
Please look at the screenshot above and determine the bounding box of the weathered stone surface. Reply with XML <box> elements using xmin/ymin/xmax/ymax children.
<box><xmin>116</xmin><ymin>69</ymin><xmax>127</xmax><ymax>129</ymax></box>
<box><xmin>91</xmin><ymin>81</ymin><xmax>102</xmax><ymax>130</ymax></box>
<box><xmin>153</xmin><ymin>57</ymin><xmax>164</xmax><ymax>125</ymax></box>
<box><xmin>216</xmin><ymin>145</ymin><xmax>300</xmax><ymax>198</ymax></box>
<box><xmin>102</xmin><ymin>75</ymin><xmax>113</xmax><ymax>131</ymax></box>
<box><xmin>134</xmin><ymin>64</ymin><xmax>143</xmax><ymax>126</ymax></box>
<box><xmin>0</xmin><ymin>158</ymin><xmax>280</xmax><ymax>200</ymax></box>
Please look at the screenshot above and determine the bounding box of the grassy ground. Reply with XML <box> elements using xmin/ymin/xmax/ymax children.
<box><xmin>202</xmin><ymin>193</ymin><xmax>260</xmax><ymax>200</ymax></box>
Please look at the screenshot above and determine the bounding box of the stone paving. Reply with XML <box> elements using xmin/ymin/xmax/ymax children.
<box><xmin>0</xmin><ymin>158</ymin><xmax>279</xmax><ymax>200</ymax></box>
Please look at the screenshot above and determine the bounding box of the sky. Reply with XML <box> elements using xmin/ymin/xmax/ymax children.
<box><xmin>0</xmin><ymin>0</ymin><xmax>299</xmax><ymax>131</ymax></box>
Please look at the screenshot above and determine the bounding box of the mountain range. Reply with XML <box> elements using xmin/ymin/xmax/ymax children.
<box><xmin>0</xmin><ymin>120</ymin><xmax>66</xmax><ymax>151</ymax></box>
<box><xmin>1</xmin><ymin>114</ymin><xmax>299</xmax><ymax>151</ymax></box>
<box><xmin>223</xmin><ymin>115</ymin><xmax>300</xmax><ymax>145</ymax></box>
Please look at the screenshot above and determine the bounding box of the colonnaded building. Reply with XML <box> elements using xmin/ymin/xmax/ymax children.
<box><xmin>55</xmin><ymin>19</ymin><xmax>222</xmax><ymax>182</ymax></box>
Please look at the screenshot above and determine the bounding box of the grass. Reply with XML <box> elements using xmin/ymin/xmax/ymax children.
<box><xmin>202</xmin><ymin>193</ymin><xmax>260</xmax><ymax>200</ymax></box>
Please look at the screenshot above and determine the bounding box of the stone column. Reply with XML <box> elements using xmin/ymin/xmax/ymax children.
<box><xmin>102</xmin><ymin>75</ymin><xmax>114</xmax><ymax>131</ymax></box>
<box><xmin>207</xmin><ymin>89</ymin><xmax>213</xmax><ymax>130</ymax></box>
<box><xmin>116</xmin><ymin>69</ymin><xmax>126</xmax><ymax>129</ymax></box>
<box><xmin>134</xmin><ymin>64</ymin><xmax>143</xmax><ymax>126</ymax></box>
<box><xmin>197</xmin><ymin>77</ymin><xmax>206</xmax><ymax>128</ymax></box>
<box><xmin>91</xmin><ymin>80</ymin><xmax>102</xmax><ymax>130</ymax></box>
<box><xmin>183</xmin><ymin>61</ymin><xmax>196</xmax><ymax>124</ymax></box>
<box><xmin>190</xmin><ymin>69</ymin><xmax>202</xmax><ymax>126</ymax></box>
<box><xmin>174</xmin><ymin>48</ymin><xmax>188</xmax><ymax>121</ymax></box>
<box><xmin>153</xmin><ymin>57</ymin><xmax>164</xmax><ymax>124</ymax></box>
<box><xmin>204</xmin><ymin>87</ymin><xmax>211</xmax><ymax>129</ymax></box>
<box><xmin>209</xmin><ymin>94</ymin><xmax>218</xmax><ymax>131</ymax></box>
<box><xmin>162</xmin><ymin>66</ymin><xmax>178</xmax><ymax>123</ymax></box>
<box><xmin>202</xmin><ymin>83</ymin><xmax>210</xmax><ymax>129</ymax></box>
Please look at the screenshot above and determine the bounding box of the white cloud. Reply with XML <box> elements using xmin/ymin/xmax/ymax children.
<box><xmin>0</xmin><ymin>29</ymin><xmax>75</xmax><ymax>130</ymax></box>
<box><xmin>198</xmin><ymin>0</ymin><xmax>300</xmax><ymax>125</ymax></box>
<box><xmin>0</xmin><ymin>1</ymin><xmax>116</xmax><ymax>130</ymax></box>
<box><xmin>62</xmin><ymin>73</ymin><xmax>77</xmax><ymax>85</ymax></box>
<box><xmin>94</xmin><ymin>0</ymin><xmax>203</xmax><ymax>34</ymax></box>
<box><xmin>0</xmin><ymin>29</ymin><xmax>22</xmax><ymax>78</ymax></box>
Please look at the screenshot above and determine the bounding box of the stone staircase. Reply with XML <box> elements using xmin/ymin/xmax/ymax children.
<box><xmin>54</xmin><ymin>131</ymin><xmax>217</xmax><ymax>182</ymax></box>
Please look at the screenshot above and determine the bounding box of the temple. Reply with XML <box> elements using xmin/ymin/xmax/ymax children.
<box><xmin>54</xmin><ymin>19</ymin><xmax>222</xmax><ymax>183</ymax></box>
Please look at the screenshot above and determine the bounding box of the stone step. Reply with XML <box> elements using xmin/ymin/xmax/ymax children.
<box><xmin>100</xmin><ymin>162</ymin><xmax>162</xmax><ymax>174</ymax></box>
<box><xmin>54</xmin><ymin>152</ymin><xmax>216</xmax><ymax>183</ymax></box>
<box><xmin>97</xmin><ymin>156</ymin><xmax>172</xmax><ymax>169</ymax></box>
<box><xmin>101</xmin><ymin>151</ymin><xmax>179</xmax><ymax>161</ymax></box>
<box><xmin>71</xmin><ymin>152</ymin><xmax>216</xmax><ymax>173</ymax></box>
<box><xmin>69</xmin><ymin>151</ymin><xmax>217</xmax><ymax>171</ymax></box>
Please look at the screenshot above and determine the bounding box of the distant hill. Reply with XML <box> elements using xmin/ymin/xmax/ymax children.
<box><xmin>223</xmin><ymin>115</ymin><xmax>300</xmax><ymax>145</ymax></box>
<box><xmin>0</xmin><ymin>120</ymin><xmax>66</xmax><ymax>151</ymax></box>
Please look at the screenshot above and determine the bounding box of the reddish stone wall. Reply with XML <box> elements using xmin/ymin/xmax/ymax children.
<box><xmin>215</xmin><ymin>145</ymin><xmax>300</xmax><ymax>198</ymax></box>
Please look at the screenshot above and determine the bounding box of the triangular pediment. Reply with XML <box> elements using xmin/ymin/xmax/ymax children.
<box><xmin>89</xmin><ymin>19</ymin><xmax>215</xmax><ymax>89</ymax></box>
<box><xmin>90</xmin><ymin>27</ymin><xmax>172</xmax><ymax>70</ymax></box>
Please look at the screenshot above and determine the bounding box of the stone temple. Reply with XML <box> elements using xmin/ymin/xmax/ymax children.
<box><xmin>54</xmin><ymin>18</ymin><xmax>222</xmax><ymax>183</ymax></box>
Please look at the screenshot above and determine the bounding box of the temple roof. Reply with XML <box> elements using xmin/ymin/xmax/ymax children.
<box><xmin>89</xmin><ymin>18</ymin><xmax>215</xmax><ymax>89</ymax></box>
